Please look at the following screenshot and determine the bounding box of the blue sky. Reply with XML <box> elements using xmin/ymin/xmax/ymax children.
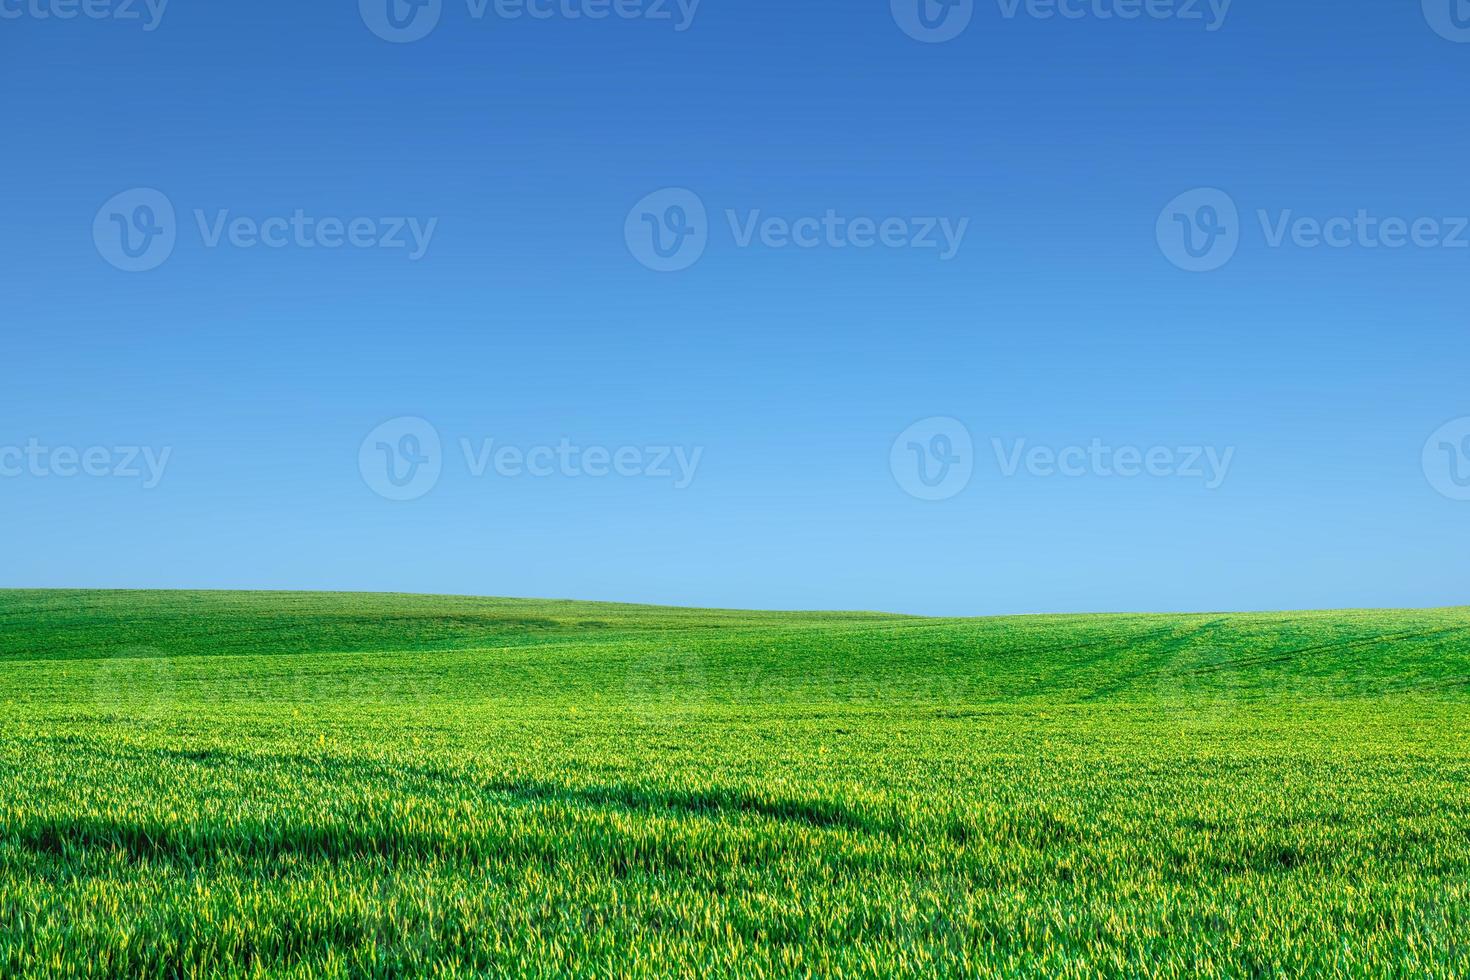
<box><xmin>3</xmin><ymin>0</ymin><xmax>1469</xmax><ymax>615</ymax></box>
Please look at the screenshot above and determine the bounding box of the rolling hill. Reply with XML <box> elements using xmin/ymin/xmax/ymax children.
<box><xmin>0</xmin><ymin>590</ymin><xmax>1465</xmax><ymax>976</ymax></box>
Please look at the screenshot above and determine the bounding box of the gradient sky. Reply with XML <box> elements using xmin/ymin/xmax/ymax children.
<box><xmin>3</xmin><ymin>0</ymin><xmax>1469</xmax><ymax>616</ymax></box>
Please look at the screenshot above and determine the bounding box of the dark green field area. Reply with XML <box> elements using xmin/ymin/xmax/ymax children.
<box><xmin>1</xmin><ymin>590</ymin><xmax>1467</xmax><ymax>976</ymax></box>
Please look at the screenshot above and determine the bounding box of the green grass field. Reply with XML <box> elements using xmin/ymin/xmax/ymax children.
<box><xmin>1</xmin><ymin>590</ymin><xmax>1466</xmax><ymax>977</ymax></box>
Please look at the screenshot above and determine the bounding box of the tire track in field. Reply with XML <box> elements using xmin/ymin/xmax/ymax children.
<box><xmin>1076</xmin><ymin>617</ymin><xmax>1235</xmax><ymax>702</ymax></box>
<box><xmin>1168</xmin><ymin>625</ymin><xmax>1470</xmax><ymax>678</ymax></box>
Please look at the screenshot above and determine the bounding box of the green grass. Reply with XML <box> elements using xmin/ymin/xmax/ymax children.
<box><xmin>1</xmin><ymin>589</ymin><xmax>1467</xmax><ymax>977</ymax></box>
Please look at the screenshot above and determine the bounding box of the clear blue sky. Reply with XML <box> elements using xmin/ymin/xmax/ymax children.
<box><xmin>4</xmin><ymin>0</ymin><xmax>1469</xmax><ymax>616</ymax></box>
